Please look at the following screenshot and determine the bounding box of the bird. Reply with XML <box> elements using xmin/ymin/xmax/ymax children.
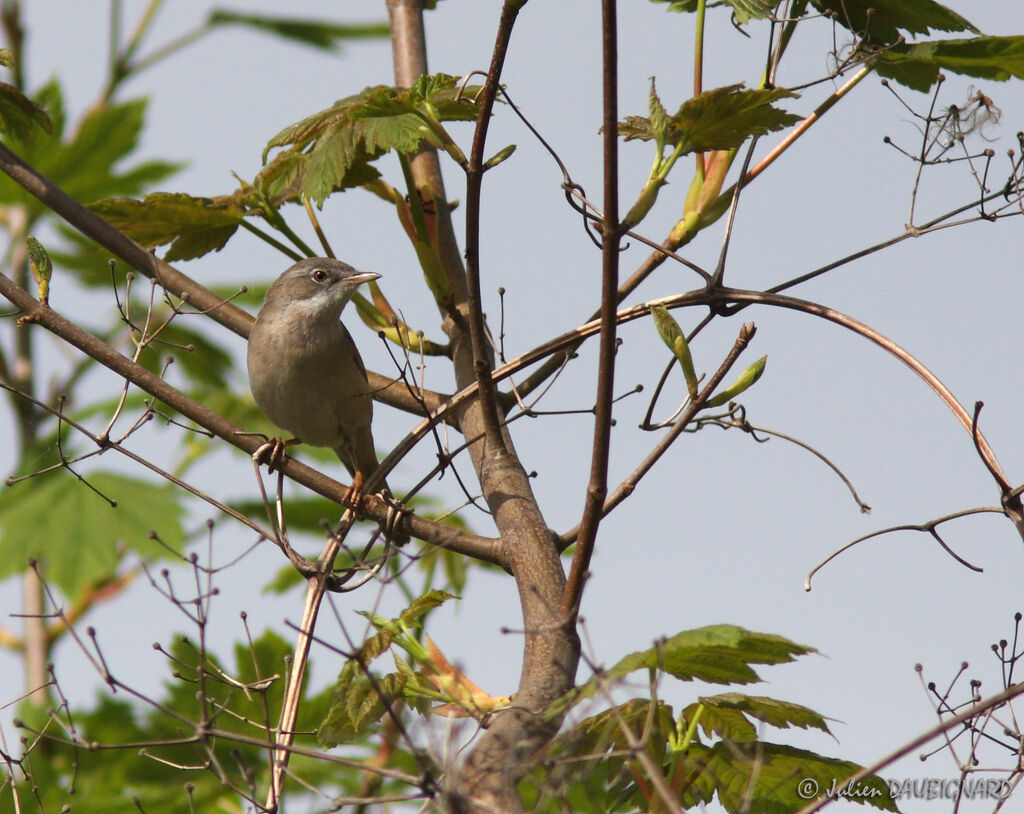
<box><xmin>247</xmin><ymin>257</ymin><xmax>406</xmax><ymax>541</ymax></box>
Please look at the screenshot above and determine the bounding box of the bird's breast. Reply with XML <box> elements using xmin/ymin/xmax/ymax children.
<box><xmin>247</xmin><ymin>318</ymin><xmax>372</xmax><ymax>449</ymax></box>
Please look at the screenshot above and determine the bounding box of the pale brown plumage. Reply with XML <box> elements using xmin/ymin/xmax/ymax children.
<box><xmin>247</xmin><ymin>257</ymin><xmax>386</xmax><ymax>490</ymax></box>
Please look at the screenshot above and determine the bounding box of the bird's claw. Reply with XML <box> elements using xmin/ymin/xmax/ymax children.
<box><xmin>253</xmin><ymin>436</ymin><xmax>300</xmax><ymax>473</ymax></box>
<box><xmin>383</xmin><ymin>497</ymin><xmax>411</xmax><ymax>546</ymax></box>
<box><xmin>342</xmin><ymin>471</ymin><xmax>365</xmax><ymax>510</ymax></box>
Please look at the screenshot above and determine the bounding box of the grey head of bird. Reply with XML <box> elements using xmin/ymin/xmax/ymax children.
<box><xmin>259</xmin><ymin>257</ymin><xmax>380</xmax><ymax>324</ymax></box>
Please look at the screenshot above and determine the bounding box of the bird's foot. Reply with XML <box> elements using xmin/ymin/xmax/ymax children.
<box><xmin>381</xmin><ymin>492</ymin><xmax>411</xmax><ymax>547</ymax></box>
<box><xmin>252</xmin><ymin>436</ymin><xmax>301</xmax><ymax>473</ymax></box>
<box><xmin>342</xmin><ymin>471</ymin><xmax>365</xmax><ymax>510</ymax></box>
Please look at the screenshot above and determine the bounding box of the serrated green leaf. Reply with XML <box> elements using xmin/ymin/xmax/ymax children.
<box><xmin>260</xmin><ymin>86</ymin><xmax>417</xmax><ymax>205</ymax></box>
<box><xmin>809</xmin><ymin>0</ymin><xmax>977</xmax><ymax>46</ymax></box>
<box><xmin>696</xmin><ymin>741</ymin><xmax>897</xmax><ymax>813</ymax></box>
<box><xmin>612</xmin><ymin>625</ymin><xmax>811</xmax><ymax>684</ymax></box>
<box><xmin>617</xmin><ymin>115</ymin><xmax>656</xmax><ymax>142</ymax></box>
<box><xmin>620</xmin><ymin>84</ymin><xmax>799</xmax><ymax>154</ymax></box>
<box><xmin>208</xmin><ymin>10</ymin><xmax>389</xmax><ymax>50</ymax></box>
<box><xmin>89</xmin><ymin>192</ymin><xmax>243</xmax><ymax>261</ymax></box>
<box><xmin>554</xmin><ymin>626</ymin><xmax>816</xmax><ymax>717</ymax></box>
<box><xmin>707</xmin><ymin>355</ymin><xmax>766</xmax><ymax>406</ymax></box>
<box><xmin>691</xmin><ymin>704</ymin><xmax>759</xmax><ymax>742</ymax></box>
<box><xmin>0</xmin><ymin>472</ymin><xmax>185</xmax><ymax>599</ymax></box>
<box><xmin>0</xmin><ymin>80</ymin><xmax>51</xmax><ymax>145</ymax></box>
<box><xmin>260</xmin><ymin>77</ymin><xmax>479</xmax><ymax>206</ymax></box>
<box><xmin>873</xmin><ymin>35</ymin><xmax>1024</xmax><ymax>92</ymax></box>
<box><xmin>399</xmin><ymin>589</ymin><xmax>456</xmax><ymax>627</ymax></box>
<box><xmin>0</xmin><ymin>88</ymin><xmax>181</xmax><ymax>214</ymax></box>
<box><xmin>670</xmin><ymin>85</ymin><xmax>799</xmax><ymax>151</ymax></box>
<box><xmin>648</xmin><ymin>80</ymin><xmax>669</xmax><ymax>149</ymax></box>
<box><xmin>686</xmin><ymin>693</ymin><xmax>833</xmax><ymax>743</ymax></box>
<box><xmin>320</xmin><ymin>669</ymin><xmax>406</xmax><ymax>746</ymax></box>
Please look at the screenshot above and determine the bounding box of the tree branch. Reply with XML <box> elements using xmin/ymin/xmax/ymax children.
<box><xmin>0</xmin><ymin>274</ymin><xmax>499</xmax><ymax>563</ymax></box>
<box><xmin>0</xmin><ymin>141</ymin><xmax>451</xmax><ymax>422</ymax></box>
<box><xmin>559</xmin><ymin>323</ymin><xmax>757</xmax><ymax>549</ymax></box>
<box><xmin>385</xmin><ymin>2</ymin><xmax>581</xmax><ymax>809</ymax></box>
<box><xmin>562</xmin><ymin>0</ymin><xmax>621</xmax><ymax>622</ymax></box>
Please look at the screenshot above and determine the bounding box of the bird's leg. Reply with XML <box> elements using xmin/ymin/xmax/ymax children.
<box><xmin>342</xmin><ymin>470</ymin><xmax>365</xmax><ymax>510</ymax></box>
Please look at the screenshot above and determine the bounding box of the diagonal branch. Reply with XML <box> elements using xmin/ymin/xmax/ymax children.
<box><xmin>0</xmin><ymin>273</ymin><xmax>499</xmax><ymax>563</ymax></box>
<box><xmin>559</xmin><ymin>323</ymin><xmax>757</xmax><ymax>549</ymax></box>
<box><xmin>0</xmin><ymin>141</ymin><xmax>451</xmax><ymax>422</ymax></box>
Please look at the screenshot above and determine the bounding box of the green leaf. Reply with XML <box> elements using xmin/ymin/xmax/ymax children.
<box><xmin>319</xmin><ymin>661</ymin><xmax>407</xmax><ymax>746</ymax></box>
<box><xmin>0</xmin><ymin>80</ymin><xmax>52</xmax><ymax>145</ymax></box>
<box><xmin>89</xmin><ymin>192</ymin><xmax>243</xmax><ymax>261</ymax></box>
<box><xmin>8</xmin><ymin>629</ymin><xmax>330</xmax><ymax>813</ymax></box>
<box><xmin>677</xmin><ymin>741</ymin><xmax>898</xmax><ymax>813</ymax></box>
<box><xmin>707</xmin><ymin>355</ymin><xmax>766</xmax><ymax>406</ymax></box>
<box><xmin>620</xmin><ymin>84</ymin><xmax>799</xmax><ymax>154</ymax></box>
<box><xmin>570</xmin><ymin>698</ymin><xmax>676</xmax><ymax>756</ymax></box>
<box><xmin>685</xmin><ymin>693</ymin><xmax>833</xmax><ymax>743</ymax></box>
<box><xmin>809</xmin><ymin>0</ymin><xmax>977</xmax><ymax>46</ymax></box>
<box><xmin>260</xmin><ymin>86</ymin><xmax>415</xmax><ymax>205</ymax></box>
<box><xmin>319</xmin><ymin>590</ymin><xmax>456</xmax><ymax>746</ymax></box>
<box><xmin>208</xmin><ymin>10</ymin><xmax>389</xmax><ymax>50</ymax></box>
<box><xmin>483</xmin><ymin>143</ymin><xmax>516</xmax><ymax>169</ymax></box>
<box><xmin>612</xmin><ymin>625</ymin><xmax>812</xmax><ymax>683</ymax></box>
<box><xmin>0</xmin><ymin>471</ymin><xmax>185</xmax><ymax>599</ymax></box>
<box><xmin>137</xmin><ymin>320</ymin><xmax>235</xmax><ymax>391</ymax></box>
<box><xmin>520</xmin><ymin>699</ymin><xmax>678</xmax><ymax>813</ymax></box>
<box><xmin>399</xmin><ymin>589</ymin><xmax>456</xmax><ymax>628</ymax></box>
<box><xmin>648</xmin><ymin>80</ymin><xmax>669</xmax><ymax>151</ymax></box>
<box><xmin>260</xmin><ymin>76</ymin><xmax>479</xmax><ymax>205</ymax></box>
<box><xmin>45</xmin><ymin>99</ymin><xmax>181</xmax><ymax>202</ymax></box>
<box><xmin>25</xmin><ymin>235</ymin><xmax>52</xmax><ymax>302</ymax></box>
<box><xmin>533</xmin><ymin>695</ymin><xmax>876</xmax><ymax>814</ymax></box>
<box><xmin>650</xmin><ymin>304</ymin><xmax>698</xmax><ymax>399</ymax></box>
<box><xmin>873</xmin><ymin>36</ymin><xmax>1024</xmax><ymax>92</ymax></box>
<box><xmin>0</xmin><ymin>88</ymin><xmax>181</xmax><ymax>213</ymax></box>
<box><xmin>651</xmin><ymin>0</ymin><xmax>776</xmax><ymax>25</ymax></box>
<box><xmin>556</xmin><ymin>626</ymin><xmax>816</xmax><ymax>715</ymax></box>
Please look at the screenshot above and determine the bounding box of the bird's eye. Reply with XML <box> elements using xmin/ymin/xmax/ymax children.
<box><xmin>311</xmin><ymin>268</ymin><xmax>329</xmax><ymax>283</ymax></box>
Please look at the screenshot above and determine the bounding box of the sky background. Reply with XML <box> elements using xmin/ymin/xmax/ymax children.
<box><xmin>3</xmin><ymin>2</ymin><xmax>1024</xmax><ymax>812</ymax></box>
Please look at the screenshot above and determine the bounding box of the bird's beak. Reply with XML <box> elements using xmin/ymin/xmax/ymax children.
<box><xmin>347</xmin><ymin>271</ymin><xmax>381</xmax><ymax>286</ymax></box>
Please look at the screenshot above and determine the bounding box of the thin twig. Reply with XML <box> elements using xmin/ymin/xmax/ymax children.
<box><xmin>804</xmin><ymin>507</ymin><xmax>998</xmax><ymax>590</ymax></box>
<box><xmin>0</xmin><ymin>275</ymin><xmax>498</xmax><ymax>561</ymax></box>
<box><xmin>560</xmin><ymin>323</ymin><xmax>756</xmax><ymax>549</ymax></box>
<box><xmin>795</xmin><ymin>680</ymin><xmax>1024</xmax><ymax>814</ymax></box>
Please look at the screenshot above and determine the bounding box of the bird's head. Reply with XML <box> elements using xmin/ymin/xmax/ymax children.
<box><xmin>261</xmin><ymin>257</ymin><xmax>380</xmax><ymax>322</ymax></box>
